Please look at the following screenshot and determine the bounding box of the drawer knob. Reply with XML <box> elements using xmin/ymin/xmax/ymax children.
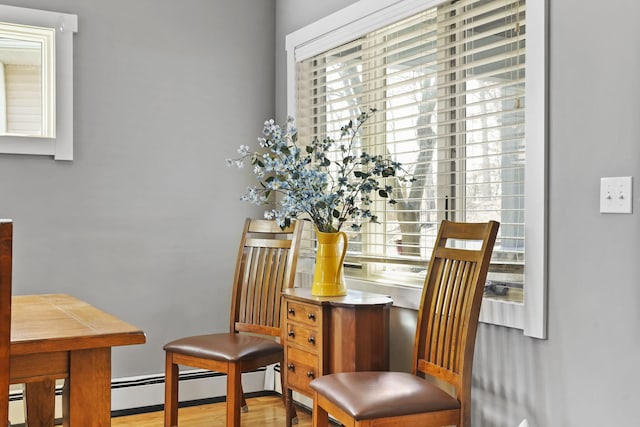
<box><xmin>307</xmin><ymin>313</ymin><xmax>316</xmax><ymax>321</ymax></box>
<box><xmin>287</xmin><ymin>363</ymin><xmax>295</xmax><ymax>371</ymax></box>
<box><xmin>288</xmin><ymin>308</ymin><xmax>295</xmax><ymax>315</ymax></box>
<box><xmin>307</xmin><ymin>336</ymin><xmax>315</xmax><ymax>344</ymax></box>
<box><xmin>288</xmin><ymin>330</ymin><xmax>296</xmax><ymax>338</ymax></box>
<box><xmin>306</xmin><ymin>371</ymin><xmax>315</xmax><ymax>379</ymax></box>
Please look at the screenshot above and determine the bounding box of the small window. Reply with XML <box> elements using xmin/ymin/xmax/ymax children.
<box><xmin>0</xmin><ymin>5</ymin><xmax>78</xmax><ymax>160</ymax></box>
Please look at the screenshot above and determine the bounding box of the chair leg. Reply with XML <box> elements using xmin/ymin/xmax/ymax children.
<box><xmin>226</xmin><ymin>364</ymin><xmax>242</xmax><ymax>427</ymax></box>
<box><xmin>164</xmin><ymin>353</ymin><xmax>179</xmax><ymax>427</ymax></box>
<box><xmin>312</xmin><ymin>393</ymin><xmax>329</xmax><ymax>427</ymax></box>
<box><xmin>279</xmin><ymin>361</ymin><xmax>298</xmax><ymax>425</ymax></box>
<box><xmin>240</xmin><ymin>385</ymin><xmax>248</xmax><ymax>413</ymax></box>
<box><xmin>284</xmin><ymin>387</ymin><xmax>300</xmax><ymax>426</ymax></box>
<box><xmin>23</xmin><ymin>380</ymin><xmax>55</xmax><ymax>427</ymax></box>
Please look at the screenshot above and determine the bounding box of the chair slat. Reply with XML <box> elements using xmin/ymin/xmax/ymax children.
<box><xmin>271</xmin><ymin>249</ymin><xmax>285</xmax><ymax>328</ymax></box>
<box><xmin>259</xmin><ymin>249</ymin><xmax>273</xmax><ymax>327</ymax></box>
<box><xmin>245</xmin><ymin>238</ymin><xmax>293</xmax><ymax>249</ymax></box>
<box><xmin>442</xmin><ymin>260</ymin><xmax>463</xmax><ymax>369</ymax></box>
<box><xmin>447</xmin><ymin>261</ymin><xmax>472</xmax><ymax>370</ymax></box>
<box><xmin>434</xmin><ymin>247</ymin><xmax>483</xmax><ymax>262</ymax></box>
<box><xmin>256</xmin><ymin>247</ymin><xmax>271</xmax><ymax>325</ymax></box>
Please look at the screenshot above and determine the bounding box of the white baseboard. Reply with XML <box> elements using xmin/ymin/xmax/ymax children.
<box><xmin>8</xmin><ymin>368</ymin><xmax>268</xmax><ymax>425</ymax></box>
<box><xmin>112</xmin><ymin>368</ymin><xmax>268</xmax><ymax>411</ymax></box>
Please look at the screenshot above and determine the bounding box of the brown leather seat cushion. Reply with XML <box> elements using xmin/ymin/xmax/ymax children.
<box><xmin>163</xmin><ymin>333</ymin><xmax>282</xmax><ymax>362</ymax></box>
<box><xmin>309</xmin><ymin>371</ymin><xmax>460</xmax><ymax>420</ymax></box>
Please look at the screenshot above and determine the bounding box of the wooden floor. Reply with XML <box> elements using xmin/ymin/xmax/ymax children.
<box><xmin>111</xmin><ymin>395</ymin><xmax>315</xmax><ymax>427</ymax></box>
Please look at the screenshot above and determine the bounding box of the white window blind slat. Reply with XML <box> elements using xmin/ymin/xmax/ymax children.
<box><xmin>4</xmin><ymin>63</ymin><xmax>42</xmax><ymax>135</ymax></box>
<box><xmin>295</xmin><ymin>0</ymin><xmax>526</xmax><ymax>301</ymax></box>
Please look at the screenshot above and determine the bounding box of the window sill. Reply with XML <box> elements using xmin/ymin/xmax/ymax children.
<box><xmin>344</xmin><ymin>277</ymin><xmax>525</xmax><ymax>331</ymax></box>
<box><xmin>295</xmin><ymin>256</ymin><xmax>525</xmax><ymax>331</ymax></box>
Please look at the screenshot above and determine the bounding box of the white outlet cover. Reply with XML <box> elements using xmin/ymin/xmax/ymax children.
<box><xmin>600</xmin><ymin>176</ymin><xmax>633</xmax><ymax>213</ymax></box>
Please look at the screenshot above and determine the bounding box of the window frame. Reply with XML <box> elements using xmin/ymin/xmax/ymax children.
<box><xmin>0</xmin><ymin>5</ymin><xmax>78</xmax><ymax>161</ymax></box>
<box><xmin>286</xmin><ymin>0</ymin><xmax>547</xmax><ymax>338</ymax></box>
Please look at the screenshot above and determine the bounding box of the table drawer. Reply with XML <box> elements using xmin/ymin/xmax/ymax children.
<box><xmin>285</xmin><ymin>346</ymin><xmax>318</xmax><ymax>395</ymax></box>
<box><xmin>285</xmin><ymin>300</ymin><xmax>320</xmax><ymax>328</ymax></box>
<box><xmin>284</xmin><ymin>322</ymin><xmax>320</xmax><ymax>352</ymax></box>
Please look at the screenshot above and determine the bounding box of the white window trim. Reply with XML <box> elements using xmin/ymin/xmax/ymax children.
<box><xmin>286</xmin><ymin>0</ymin><xmax>548</xmax><ymax>338</ymax></box>
<box><xmin>0</xmin><ymin>5</ymin><xmax>78</xmax><ymax>161</ymax></box>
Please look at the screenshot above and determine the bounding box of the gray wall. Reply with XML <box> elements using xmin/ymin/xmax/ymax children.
<box><xmin>276</xmin><ymin>1</ymin><xmax>640</xmax><ymax>426</ymax></box>
<box><xmin>1</xmin><ymin>1</ymin><xmax>639</xmax><ymax>425</ymax></box>
<box><xmin>0</xmin><ymin>0</ymin><xmax>269</xmax><ymax>377</ymax></box>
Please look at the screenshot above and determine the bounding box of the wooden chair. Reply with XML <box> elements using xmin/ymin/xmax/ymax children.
<box><xmin>310</xmin><ymin>220</ymin><xmax>499</xmax><ymax>427</ymax></box>
<box><xmin>163</xmin><ymin>218</ymin><xmax>303</xmax><ymax>427</ymax></box>
<box><xmin>0</xmin><ymin>221</ymin><xmax>12</xmax><ymax>425</ymax></box>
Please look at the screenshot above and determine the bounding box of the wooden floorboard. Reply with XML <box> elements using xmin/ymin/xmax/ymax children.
<box><xmin>111</xmin><ymin>395</ymin><xmax>316</xmax><ymax>427</ymax></box>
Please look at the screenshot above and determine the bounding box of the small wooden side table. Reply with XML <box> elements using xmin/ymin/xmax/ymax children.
<box><xmin>281</xmin><ymin>288</ymin><xmax>392</xmax><ymax>426</ymax></box>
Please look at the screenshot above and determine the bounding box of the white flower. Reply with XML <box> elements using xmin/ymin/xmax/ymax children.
<box><xmin>227</xmin><ymin>108</ymin><xmax>408</xmax><ymax>232</ymax></box>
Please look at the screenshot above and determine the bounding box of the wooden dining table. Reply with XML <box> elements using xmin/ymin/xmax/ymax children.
<box><xmin>10</xmin><ymin>294</ymin><xmax>146</xmax><ymax>426</ymax></box>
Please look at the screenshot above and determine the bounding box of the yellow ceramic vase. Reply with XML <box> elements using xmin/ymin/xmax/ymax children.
<box><xmin>311</xmin><ymin>230</ymin><xmax>348</xmax><ymax>297</ymax></box>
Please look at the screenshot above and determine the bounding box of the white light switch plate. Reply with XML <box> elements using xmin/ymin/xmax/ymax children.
<box><xmin>600</xmin><ymin>176</ymin><xmax>633</xmax><ymax>213</ymax></box>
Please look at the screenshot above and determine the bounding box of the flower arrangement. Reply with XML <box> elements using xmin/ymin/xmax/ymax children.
<box><xmin>227</xmin><ymin>108</ymin><xmax>411</xmax><ymax>233</ymax></box>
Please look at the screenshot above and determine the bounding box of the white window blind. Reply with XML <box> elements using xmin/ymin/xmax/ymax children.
<box><xmin>4</xmin><ymin>63</ymin><xmax>43</xmax><ymax>135</ymax></box>
<box><xmin>295</xmin><ymin>0</ymin><xmax>526</xmax><ymax>302</ymax></box>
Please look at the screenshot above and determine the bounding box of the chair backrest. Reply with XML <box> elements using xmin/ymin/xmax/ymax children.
<box><xmin>0</xmin><ymin>220</ymin><xmax>12</xmax><ymax>423</ymax></box>
<box><xmin>413</xmin><ymin>220</ymin><xmax>499</xmax><ymax>425</ymax></box>
<box><xmin>229</xmin><ymin>218</ymin><xmax>303</xmax><ymax>338</ymax></box>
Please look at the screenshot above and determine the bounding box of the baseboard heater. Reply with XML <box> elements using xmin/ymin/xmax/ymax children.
<box><xmin>8</xmin><ymin>367</ymin><xmax>270</xmax><ymax>426</ymax></box>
